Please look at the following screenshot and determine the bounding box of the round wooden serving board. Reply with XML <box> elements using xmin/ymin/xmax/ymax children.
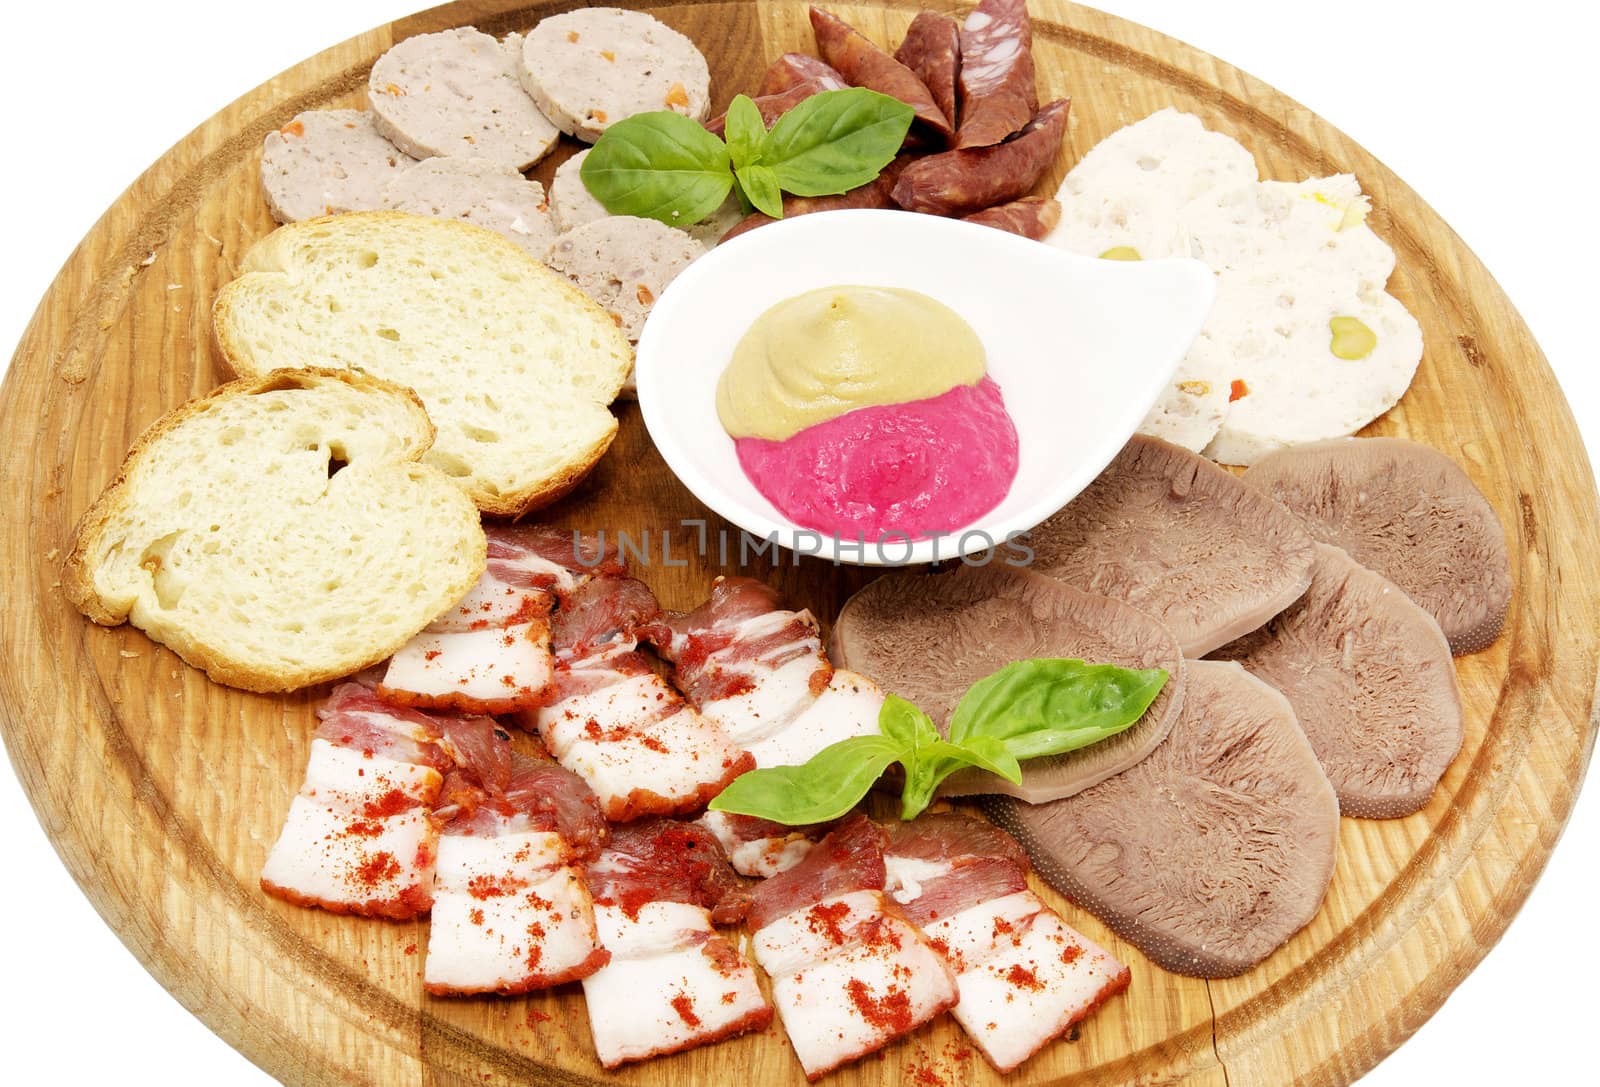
<box><xmin>2</xmin><ymin>1</ymin><xmax>1596</xmax><ymax>1084</ymax></box>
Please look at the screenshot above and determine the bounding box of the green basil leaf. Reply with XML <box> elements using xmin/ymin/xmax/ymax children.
<box><xmin>735</xmin><ymin>163</ymin><xmax>784</xmax><ymax>219</ymax></box>
<box><xmin>948</xmin><ymin>659</ymin><xmax>1169</xmax><ymax>761</ymax></box>
<box><xmin>707</xmin><ymin>734</ymin><xmax>904</xmax><ymax>825</ymax></box>
<box><xmin>896</xmin><ymin>737</ymin><xmax>1023</xmax><ymax>821</ymax></box>
<box><xmin>723</xmin><ymin>94</ymin><xmax>767</xmax><ymax>171</ymax></box>
<box><xmin>880</xmin><ymin>695</ymin><xmax>945</xmax><ymax>819</ymax></box>
<box><xmin>762</xmin><ymin>88</ymin><xmax>914</xmax><ymax>197</ymax></box>
<box><xmin>580</xmin><ymin>112</ymin><xmax>734</xmax><ymax>226</ymax></box>
<box><xmin>939</xmin><ymin>735</ymin><xmax>1022</xmax><ymax>784</ymax></box>
<box><xmin>879</xmin><ymin>693</ymin><xmax>937</xmax><ymax>749</ymax></box>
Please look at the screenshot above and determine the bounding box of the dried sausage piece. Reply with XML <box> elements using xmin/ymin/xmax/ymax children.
<box><xmin>758</xmin><ymin>52</ymin><xmax>850</xmax><ymax>96</ymax></box>
<box><xmin>956</xmin><ymin>0</ymin><xmax>1038</xmax><ymax>149</ymax></box>
<box><xmin>892</xmin><ymin>98</ymin><xmax>1069</xmax><ymax>216</ymax></box>
<box><xmin>894</xmin><ymin>12</ymin><xmax>962</xmax><ymax>138</ymax></box>
<box><xmin>809</xmin><ymin>6</ymin><xmax>952</xmax><ymax>140</ymax></box>
<box><xmin>708</xmin><ymin>53</ymin><xmax>850</xmax><ymax>138</ymax></box>
<box><xmin>961</xmin><ymin>196</ymin><xmax>1061</xmax><ymax>239</ymax></box>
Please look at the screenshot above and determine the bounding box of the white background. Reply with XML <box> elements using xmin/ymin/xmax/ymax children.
<box><xmin>1</xmin><ymin>2</ymin><xmax>1593</xmax><ymax>1083</ymax></box>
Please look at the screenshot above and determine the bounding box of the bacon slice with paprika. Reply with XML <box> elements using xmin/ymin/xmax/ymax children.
<box><xmin>882</xmin><ymin>813</ymin><xmax>1131</xmax><ymax>1072</ymax></box>
<box><xmin>809</xmin><ymin>6</ymin><xmax>952</xmax><ymax>140</ymax></box>
<box><xmin>894</xmin><ymin>11</ymin><xmax>962</xmax><ymax>140</ymax></box>
<box><xmin>954</xmin><ymin>0</ymin><xmax>1038</xmax><ymax>149</ymax></box>
<box><xmin>748</xmin><ymin>816</ymin><xmax>959</xmax><ymax>1080</ymax></box>
<box><xmin>520</xmin><ymin>577</ymin><xmax>754</xmax><ymax>821</ymax></box>
<box><xmin>380</xmin><ymin>526</ymin><xmax>617</xmax><ymax>714</ymax></box>
<box><xmin>580</xmin><ymin>819</ymin><xmax>771</xmax><ymax>1067</ymax></box>
<box><xmin>696</xmin><ymin>810</ymin><xmax>826</xmax><ymax>878</ymax></box>
<box><xmin>647</xmin><ymin>577</ymin><xmax>886</xmax><ymax>768</ymax></box>
<box><xmin>425</xmin><ymin>748</ymin><xmax>611</xmax><ymax>996</ymax></box>
<box><xmin>260</xmin><ymin>684</ymin><xmax>450</xmax><ymax>919</ymax></box>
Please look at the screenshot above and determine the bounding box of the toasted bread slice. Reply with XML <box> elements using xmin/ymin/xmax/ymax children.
<box><xmin>64</xmin><ymin>368</ymin><xmax>487</xmax><ymax>692</ymax></box>
<box><xmin>213</xmin><ymin>212</ymin><xmax>633</xmax><ymax>516</ymax></box>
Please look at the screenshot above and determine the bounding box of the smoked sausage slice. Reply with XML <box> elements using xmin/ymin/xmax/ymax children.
<box><xmin>892</xmin><ymin>98</ymin><xmax>1069</xmax><ymax>216</ymax></box>
<box><xmin>706</xmin><ymin>53</ymin><xmax>849</xmax><ymax>137</ymax></box>
<box><xmin>956</xmin><ymin>0</ymin><xmax>1038</xmax><ymax>149</ymax></box>
<box><xmin>809</xmin><ymin>7</ymin><xmax>952</xmax><ymax>139</ymax></box>
<box><xmin>894</xmin><ymin>12</ymin><xmax>962</xmax><ymax>139</ymax></box>
<box><xmin>758</xmin><ymin>52</ymin><xmax>850</xmax><ymax>96</ymax></box>
<box><xmin>961</xmin><ymin>196</ymin><xmax>1062</xmax><ymax>239</ymax></box>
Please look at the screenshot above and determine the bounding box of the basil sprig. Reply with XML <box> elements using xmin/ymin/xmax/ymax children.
<box><xmin>580</xmin><ymin>88</ymin><xmax>914</xmax><ymax>227</ymax></box>
<box><xmin>708</xmin><ymin>659</ymin><xmax>1169</xmax><ymax>826</ymax></box>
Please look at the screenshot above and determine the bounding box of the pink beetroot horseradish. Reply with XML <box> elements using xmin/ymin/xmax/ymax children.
<box><xmin>715</xmin><ymin>285</ymin><xmax>1021</xmax><ymax>541</ymax></box>
<box><xmin>734</xmin><ymin>377</ymin><xmax>1019</xmax><ymax>539</ymax></box>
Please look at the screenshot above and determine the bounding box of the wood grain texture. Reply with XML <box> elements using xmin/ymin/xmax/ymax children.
<box><xmin>0</xmin><ymin>1</ymin><xmax>1595</xmax><ymax>1085</ymax></box>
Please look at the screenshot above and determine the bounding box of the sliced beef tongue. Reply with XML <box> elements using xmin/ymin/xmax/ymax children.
<box><xmin>1211</xmin><ymin>543</ymin><xmax>1465</xmax><ymax>819</ymax></box>
<box><xmin>830</xmin><ymin>564</ymin><xmax>1185</xmax><ymax>803</ymax></box>
<box><xmin>1241</xmin><ymin>436</ymin><xmax>1512</xmax><ymax>655</ymax></box>
<box><xmin>1026</xmin><ymin>433</ymin><xmax>1318</xmax><ymax>657</ymax></box>
<box><xmin>984</xmin><ymin>659</ymin><xmax>1340</xmax><ymax>978</ymax></box>
<box><xmin>882</xmin><ymin>813</ymin><xmax>1131</xmax><ymax>1072</ymax></box>
<box><xmin>580</xmin><ymin>819</ymin><xmax>772</xmax><ymax>1068</ymax></box>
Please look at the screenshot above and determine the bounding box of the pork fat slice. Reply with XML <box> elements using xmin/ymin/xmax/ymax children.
<box><xmin>649</xmin><ymin>577</ymin><xmax>882</xmax><ymax>767</ymax></box>
<box><xmin>260</xmin><ymin>684</ymin><xmax>448</xmax><ymax>919</ymax></box>
<box><xmin>425</xmin><ymin>751</ymin><xmax>610</xmax><ymax>995</ymax></box>
<box><xmin>748</xmin><ymin>816</ymin><xmax>958</xmax><ymax>1079</ymax></box>
<box><xmin>697</xmin><ymin>810</ymin><xmax>822</xmax><ymax>877</ymax></box>
<box><xmin>883</xmin><ymin>814</ymin><xmax>1130</xmax><ymax>1071</ymax></box>
<box><xmin>381</xmin><ymin>526</ymin><xmax>611</xmax><ymax>714</ymax></box>
<box><xmin>581</xmin><ymin>820</ymin><xmax>770</xmax><ymax>1067</ymax></box>
<box><xmin>526</xmin><ymin>577</ymin><xmax>753</xmax><ymax>821</ymax></box>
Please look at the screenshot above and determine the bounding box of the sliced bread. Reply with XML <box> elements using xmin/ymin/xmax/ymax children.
<box><xmin>65</xmin><ymin>368</ymin><xmax>487</xmax><ymax>692</ymax></box>
<box><xmin>212</xmin><ymin>211</ymin><xmax>634</xmax><ymax>516</ymax></box>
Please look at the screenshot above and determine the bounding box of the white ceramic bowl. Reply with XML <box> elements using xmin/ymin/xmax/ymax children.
<box><xmin>635</xmin><ymin>209</ymin><xmax>1214</xmax><ymax>566</ymax></box>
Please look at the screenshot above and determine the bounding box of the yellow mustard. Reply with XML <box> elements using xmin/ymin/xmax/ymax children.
<box><xmin>716</xmin><ymin>286</ymin><xmax>986</xmax><ymax>442</ymax></box>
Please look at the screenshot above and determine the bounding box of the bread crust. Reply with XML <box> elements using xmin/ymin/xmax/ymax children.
<box><xmin>63</xmin><ymin>367</ymin><xmax>487</xmax><ymax>693</ymax></box>
<box><xmin>212</xmin><ymin>212</ymin><xmax>631</xmax><ymax>520</ymax></box>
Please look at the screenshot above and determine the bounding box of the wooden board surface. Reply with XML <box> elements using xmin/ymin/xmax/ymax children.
<box><xmin>2</xmin><ymin>1</ymin><xmax>1596</xmax><ymax>1084</ymax></box>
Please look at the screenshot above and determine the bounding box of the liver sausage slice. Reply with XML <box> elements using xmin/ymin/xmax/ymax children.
<box><xmin>1241</xmin><ymin>436</ymin><xmax>1512</xmax><ymax>655</ymax></box>
<box><xmin>368</xmin><ymin>28</ymin><xmax>560</xmax><ymax>170</ymax></box>
<box><xmin>519</xmin><ymin>9</ymin><xmax>711</xmax><ymax>143</ymax></box>
<box><xmin>983</xmin><ymin>660</ymin><xmax>1339</xmax><ymax>977</ymax></box>
<box><xmin>259</xmin><ymin>109</ymin><xmax>415</xmax><ymax>223</ymax></box>
<box><xmin>1025</xmin><ymin>434</ymin><xmax>1318</xmax><ymax>657</ymax></box>
<box><xmin>380</xmin><ymin>156</ymin><xmax>557</xmax><ymax>259</ymax></box>
<box><xmin>1211</xmin><ymin>543</ymin><xmax>1464</xmax><ymax>818</ymax></box>
<box><xmin>830</xmin><ymin>564</ymin><xmax>1184</xmax><ymax>803</ymax></box>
